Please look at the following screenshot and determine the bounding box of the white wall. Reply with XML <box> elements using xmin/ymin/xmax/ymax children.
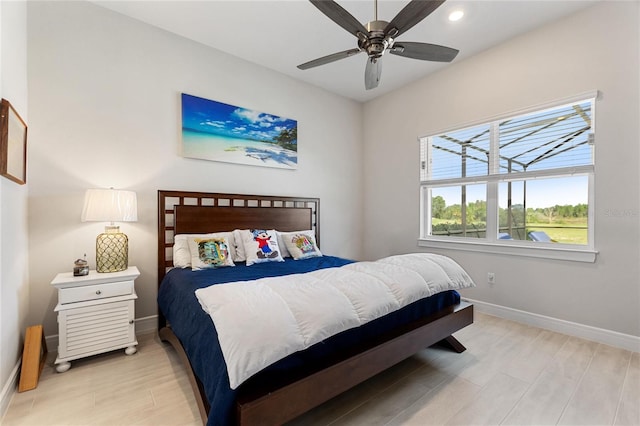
<box><xmin>0</xmin><ymin>0</ymin><xmax>29</xmax><ymax>416</ymax></box>
<box><xmin>362</xmin><ymin>1</ymin><xmax>639</xmax><ymax>338</ymax></box>
<box><xmin>26</xmin><ymin>1</ymin><xmax>363</xmax><ymax>337</ymax></box>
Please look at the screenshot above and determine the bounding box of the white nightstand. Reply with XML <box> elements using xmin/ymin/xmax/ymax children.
<box><xmin>50</xmin><ymin>266</ymin><xmax>139</xmax><ymax>373</ymax></box>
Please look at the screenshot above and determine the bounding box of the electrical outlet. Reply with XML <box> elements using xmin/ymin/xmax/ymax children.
<box><xmin>487</xmin><ymin>272</ymin><xmax>496</xmax><ymax>284</ymax></box>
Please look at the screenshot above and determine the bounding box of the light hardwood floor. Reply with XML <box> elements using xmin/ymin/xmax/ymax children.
<box><xmin>2</xmin><ymin>313</ymin><xmax>638</xmax><ymax>425</ymax></box>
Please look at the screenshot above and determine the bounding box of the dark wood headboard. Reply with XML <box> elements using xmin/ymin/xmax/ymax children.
<box><xmin>157</xmin><ymin>190</ymin><xmax>320</xmax><ymax>289</ymax></box>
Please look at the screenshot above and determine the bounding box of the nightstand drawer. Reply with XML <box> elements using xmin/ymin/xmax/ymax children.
<box><xmin>59</xmin><ymin>280</ymin><xmax>134</xmax><ymax>304</ymax></box>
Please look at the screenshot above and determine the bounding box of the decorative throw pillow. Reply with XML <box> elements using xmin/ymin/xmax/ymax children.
<box><xmin>238</xmin><ymin>229</ymin><xmax>284</xmax><ymax>266</ymax></box>
<box><xmin>173</xmin><ymin>232</ymin><xmax>239</xmax><ymax>267</ymax></box>
<box><xmin>280</xmin><ymin>230</ymin><xmax>322</xmax><ymax>260</ymax></box>
<box><xmin>187</xmin><ymin>236</ymin><xmax>235</xmax><ymax>270</ymax></box>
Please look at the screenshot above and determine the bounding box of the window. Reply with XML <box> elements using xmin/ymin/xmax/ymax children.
<box><xmin>419</xmin><ymin>93</ymin><xmax>596</xmax><ymax>261</ymax></box>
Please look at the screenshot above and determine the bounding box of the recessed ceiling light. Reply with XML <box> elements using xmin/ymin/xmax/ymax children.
<box><xmin>449</xmin><ymin>10</ymin><xmax>464</xmax><ymax>22</ymax></box>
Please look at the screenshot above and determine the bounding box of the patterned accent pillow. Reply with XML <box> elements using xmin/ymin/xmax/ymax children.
<box><xmin>187</xmin><ymin>236</ymin><xmax>235</xmax><ymax>270</ymax></box>
<box><xmin>280</xmin><ymin>230</ymin><xmax>322</xmax><ymax>260</ymax></box>
<box><xmin>238</xmin><ymin>229</ymin><xmax>284</xmax><ymax>266</ymax></box>
<box><xmin>173</xmin><ymin>232</ymin><xmax>239</xmax><ymax>267</ymax></box>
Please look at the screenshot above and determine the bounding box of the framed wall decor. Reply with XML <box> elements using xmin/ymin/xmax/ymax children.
<box><xmin>181</xmin><ymin>93</ymin><xmax>297</xmax><ymax>170</ymax></box>
<box><xmin>0</xmin><ymin>98</ymin><xmax>28</xmax><ymax>185</ymax></box>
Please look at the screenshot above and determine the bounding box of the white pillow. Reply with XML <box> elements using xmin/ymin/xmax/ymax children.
<box><xmin>279</xmin><ymin>230</ymin><xmax>322</xmax><ymax>260</ymax></box>
<box><xmin>187</xmin><ymin>236</ymin><xmax>235</xmax><ymax>270</ymax></box>
<box><xmin>237</xmin><ymin>229</ymin><xmax>284</xmax><ymax>266</ymax></box>
<box><xmin>232</xmin><ymin>229</ymin><xmax>247</xmax><ymax>262</ymax></box>
<box><xmin>173</xmin><ymin>232</ymin><xmax>238</xmax><ymax>267</ymax></box>
<box><xmin>276</xmin><ymin>231</ymin><xmax>291</xmax><ymax>258</ymax></box>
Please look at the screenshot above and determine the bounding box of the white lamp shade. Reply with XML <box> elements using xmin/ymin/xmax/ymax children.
<box><xmin>81</xmin><ymin>188</ymin><xmax>138</xmax><ymax>223</ymax></box>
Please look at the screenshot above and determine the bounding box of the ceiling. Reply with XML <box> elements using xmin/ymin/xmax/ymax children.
<box><xmin>91</xmin><ymin>0</ymin><xmax>597</xmax><ymax>103</ymax></box>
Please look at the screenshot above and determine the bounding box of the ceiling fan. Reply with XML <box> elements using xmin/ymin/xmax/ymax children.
<box><xmin>297</xmin><ymin>0</ymin><xmax>460</xmax><ymax>90</ymax></box>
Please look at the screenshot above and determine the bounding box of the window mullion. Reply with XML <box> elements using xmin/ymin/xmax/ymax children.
<box><xmin>421</xmin><ymin>165</ymin><xmax>594</xmax><ymax>186</ymax></box>
<box><xmin>485</xmin><ymin>122</ymin><xmax>500</xmax><ymax>240</ymax></box>
<box><xmin>489</xmin><ymin>122</ymin><xmax>500</xmax><ymax>175</ymax></box>
<box><xmin>587</xmin><ymin>172</ymin><xmax>595</xmax><ymax>249</ymax></box>
<box><xmin>420</xmin><ymin>186</ymin><xmax>431</xmax><ymax>239</ymax></box>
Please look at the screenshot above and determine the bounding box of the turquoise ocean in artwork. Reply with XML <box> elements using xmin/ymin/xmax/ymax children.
<box><xmin>181</xmin><ymin>93</ymin><xmax>298</xmax><ymax>170</ymax></box>
<box><xmin>182</xmin><ymin>129</ymin><xmax>297</xmax><ymax>169</ymax></box>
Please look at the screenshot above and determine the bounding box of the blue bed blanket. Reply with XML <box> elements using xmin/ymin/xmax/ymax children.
<box><xmin>157</xmin><ymin>256</ymin><xmax>460</xmax><ymax>426</ymax></box>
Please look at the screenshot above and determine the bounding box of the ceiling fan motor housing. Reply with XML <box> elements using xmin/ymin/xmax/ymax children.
<box><xmin>360</xmin><ymin>20</ymin><xmax>392</xmax><ymax>58</ymax></box>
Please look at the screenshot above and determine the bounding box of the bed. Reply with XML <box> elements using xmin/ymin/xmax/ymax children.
<box><xmin>157</xmin><ymin>190</ymin><xmax>474</xmax><ymax>425</ymax></box>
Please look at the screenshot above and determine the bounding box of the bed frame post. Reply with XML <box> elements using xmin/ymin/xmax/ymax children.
<box><xmin>157</xmin><ymin>190</ymin><xmax>168</xmax><ymax>330</ymax></box>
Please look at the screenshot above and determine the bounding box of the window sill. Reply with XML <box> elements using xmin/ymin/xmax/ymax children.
<box><xmin>417</xmin><ymin>238</ymin><xmax>597</xmax><ymax>263</ymax></box>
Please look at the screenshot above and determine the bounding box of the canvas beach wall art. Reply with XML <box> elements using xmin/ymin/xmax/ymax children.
<box><xmin>181</xmin><ymin>93</ymin><xmax>298</xmax><ymax>169</ymax></box>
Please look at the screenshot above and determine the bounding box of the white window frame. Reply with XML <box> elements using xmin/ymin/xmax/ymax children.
<box><xmin>418</xmin><ymin>91</ymin><xmax>599</xmax><ymax>263</ymax></box>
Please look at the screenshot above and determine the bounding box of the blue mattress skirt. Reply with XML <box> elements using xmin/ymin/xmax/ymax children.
<box><xmin>157</xmin><ymin>256</ymin><xmax>460</xmax><ymax>426</ymax></box>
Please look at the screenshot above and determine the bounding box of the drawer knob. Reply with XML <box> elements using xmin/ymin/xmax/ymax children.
<box><xmin>95</xmin><ymin>290</ymin><xmax>102</xmax><ymax>295</ymax></box>
<box><xmin>129</xmin><ymin>320</ymin><xmax>134</xmax><ymax>324</ymax></box>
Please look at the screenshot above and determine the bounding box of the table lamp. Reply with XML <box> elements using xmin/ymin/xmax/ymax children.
<box><xmin>81</xmin><ymin>188</ymin><xmax>138</xmax><ymax>273</ymax></box>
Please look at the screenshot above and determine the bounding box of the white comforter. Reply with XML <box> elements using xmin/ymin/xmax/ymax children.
<box><xmin>195</xmin><ymin>253</ymin><xmax>475</xmax><ymax>389</ymax></box>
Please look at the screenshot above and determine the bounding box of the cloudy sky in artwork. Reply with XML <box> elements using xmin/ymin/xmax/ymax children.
<box><xmin>181</xmin><ymin>93</ymin><xmax>297</xmax><ymax>142</ymax></box>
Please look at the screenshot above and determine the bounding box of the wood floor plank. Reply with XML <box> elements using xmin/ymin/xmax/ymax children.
<box><xmin>386</xmin><ymin>377</ymin><xmax>481</xmax><ymax>425</ymax></box>
<box><xmin>614</xmin><ymin>351</ymin><xmax>640</xmax><ymax>426</ymax></box>
<box><xmin>558</xmin><ymin>344</ymin><xmax>632</xmax><ymax>425</ymax></box>
<box><xmin>444</xmin><ymin>372</ymin><xmax>529</xmax><ymax>425</ymax></box>
<box><xmin>456</xmin><ymin>322</ymin><xmax>541</xmax><ymax>387</ymax></box>
<box><xmin>502</xmin><ymin>328</ymin><xmax>569</xmax><ymax>384</ymax></box>
<box><xmin>502</xmin><ymin>335</ymin><xmax>599</xmax><ymax>425</ymax></box>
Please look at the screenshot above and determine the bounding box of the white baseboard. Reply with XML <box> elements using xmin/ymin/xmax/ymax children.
<box><xmin>135</xmin><ymin>315</ymin><xmax>159</xmax><ymax>335</ymax></box>
<box><xmin>464</xmin><ymin>298</ymin><xmax>640</xmax><ymax>353</ymax></box>
<box><xmin>0</xmin><ymin>361</ymin><xmax>20</xmax><ymax>422</ymax></box>
<box><xmin>44</xmin><ymin>315</ymin><xmax>159</xmax><ymax>357</ymax></box>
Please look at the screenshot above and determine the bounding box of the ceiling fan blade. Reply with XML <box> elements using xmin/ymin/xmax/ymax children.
<box><xmin>364</xmin><ymin>57</ymin><xmax>382</xmax><ymax>90</ymax></box>
<box><xmin>384</xmin><ymin>0</ymin><xmax>445</xmax><ymax>38</ymax></box>
<box><xmin>309</xmin><ymin>0</ymin><xmax>369</xmax><ymax>38</ymax></box>
<box><xmin>297</xmin><ymin>48</ymin><xmax>362</xmax><ymax>70</ymax></box>
<box><xmin>390</xmin><ymin>41</ymin><xmax>459</xmax><ymax>62</ymax></box>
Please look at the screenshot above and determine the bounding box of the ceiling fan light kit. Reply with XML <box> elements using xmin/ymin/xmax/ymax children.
<box><xmin>298</xmin><ymin>0</ymin><xmax>460</xmax><ymax>90</ymax></box>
